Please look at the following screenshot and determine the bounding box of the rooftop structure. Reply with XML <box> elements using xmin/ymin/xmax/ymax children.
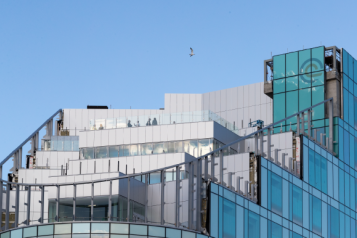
<box><xmin>1</xmin><ymin>45</ymin><xmax>356</xmax><ymax>238</ymax></box>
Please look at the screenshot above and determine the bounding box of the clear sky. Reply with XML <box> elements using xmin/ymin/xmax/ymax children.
<box><xmin>0</xmin><ymin>0</ymin><xmax>356</xmax><ymax>177</ymax></box>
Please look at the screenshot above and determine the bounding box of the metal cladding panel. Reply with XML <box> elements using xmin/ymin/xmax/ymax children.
<box><xmin>63</xmin><ymin>109</ymin><xmax>70</xmax><ymax>130</ymax></box>
<box><xmin>93</xmin><ymin>130</ymin><xmax>101</xmax><ymax>147</ymax></box>
<box><xmin>255</xmin><ymin>105</ymin><xmax>261</xmax><ymax>123</ymax></box>
<box><xmin>237</xmin><ymin>108</ymin><xmax>243</xmax><ymax>129</ymax></box>
<box><xmin>209</xmin><ymin>91</ymin><xmax>216</xmax><ymax>113</ymax></box>
<box><xmin>238</xmin><ymin>86</ymin><xmax>244</xmax><ymax>109</ymax></box>
<box><xmin>88</xmin><ymin>109</ymin><xmax>95</xmax><ymax>123</ymax></box>
<box><xmin>138</xmin><ymin>127</ymin><xmax>146</xmax><ymax>144</ymax></box>
<box><xmin>165</xmin><ymin>94</ymin><xmax>170</xmax><ymax>112</ymax></box>
<box><xmin>167</xmin><ymin>124</ymin><xmax>175</xmax><ymax>141</ymax></box>
<box><xmin>242</xmin><ymin>85</ymin><xmax>249</xmax><ymax>108</ymax></box>
<box><xmin>157</xmin><ymin>154</ymin><xmax>166</xmax><ymax>168</ymax></box>
<box><xmin>248</xmin><ymin>84</ymin><xmax>256</xmax><ymax>107</ymax></box>
<box><xmin>213</xmin><ymin>122</ymin><xmax>240</xmax><ymax>145</ymax></box>
<box><xmin>177</xmin><ymin>94</ymin><xmax>183</xmax><ymax>113</ymax></box>
<box><xmin>203</xmin><ymin>92</ymin><xmax>210</xmax><ymax>111</ymax></box>
<box><xmin>149</xmin><ymin>155</ymin><xmax>158</xmax><ymax>170</ymax></box>
<box><xmin>182</xmin><ymin>123</ymin><xmax>191</xmax><ymax>140</ymax></box>
<box><xmin>107</xmin><ymin>109</ymin><xmax>114</xmax><ymax>119</ymax></box>
<box><xmin>215</xmin><ymin>90</ymin><xmax>221</xmax><ymax>113</ymax></box>
<box><xmin>145</xmin><ymin>127</ymin><xmax>153</xmax><ymax>143</ymax></box>
<box><xmin>115</xmin><ymin>128</ymin><xmax>124</xmax><ymax>145</ymax></box>
<box><xmin>101</xmin><ymin>130</ymin><xmax>109</xmax><ymax>146</ymax></box>
<box><xmin>175</xmin><ymin>124</ymin><xmax>183</xmax><ymax>140</ymax></box>
<box><xmin>141</xmin><ymin>155</ymin><xmax>150</xmax><ymax>172</ymax></box>
<box><xmin>74</xmin><ymin>109</ymin><xmax>82</xmax><ymax>132</ymax></box>
<box><xmin>190</xmin><ymin>123</ymin><xmax>198</xmax><ymax>139</ymax></box>
<box><xmin>152</xmin><ymin>125</ymin><xmax>161</xmax><ymax>142</ymax></box>
<box><xmin>196</xmin><ymin>94</ymin><xmax>203</xmax><ymax>111</ymax></box>
<box><xmin>243</xmin><ymin>107</ymin><xmax>249</xmax><ymax>127</ymax></box>
<box><xmin>82</xmin><ymin>109</ymin><xmax>89</xmax><ymax>131</ymax></box>
<box><xmin>205</xmin><ymin>121</ymin><xmax>214</xmax><ymax>138</ymax></box>
<box><xmin>267</xmin><ymin>102</ymin><xmax>273</xmax><ymax>124</ymax></box>
<box><xmin>131</xmin><ymin>127</ymin><xmax>138</xmax><ymax>144</ymax></box>
<box><xmin>118</xmin><ymin>157</ymin><xmax>127</xmax><ymax>173</ymax></box>
<box><xmin>123</xmin><ymin>128</ymin><xmax>131</xmax><ymax>145</ymax></box>
<box><xmin>125</xmin><ymin>109</ymin><xmax>132</xmax><ymax>117</ymax></box>
<box><xmin>171</xmin><ymin>94</ymin><xmax>177</xmax><ymax>113</ymax></box>
<box><xmin>261</xmin><ymin>82</ymin><xmax>268</xmax><ymax>104</ymax></box>
<box><xmin>260</xmin><ymin>105</ymin><xmax>267</xmax><ymax>125</ymax></box>
<box><xmin>133</xmin><ymin>156</ymin><xmax>142</xmax><ymax>173</ymax></box>
<box><xmin>197</xmin><ymin>121</ymin><xmax>206</xmax><ymax>139</ymax></box>
<box><xmin>220</xmin><ymin>89</ymin><xmax>227</xmax><ymax>112</ymax></box>
<box><xmin>255</xmin><ymin>83</ymin><xmax>262</xmax><ymax>106</ymax></box>
<box><xmin>183</xmin><ymin>94</ymin><xmax>190</xmax><ymax>112</ymax></box>
<box><xmin>108</xmin><ymin>130</ymin><xmax>116</xmax><ymax>146</ymax></box>
<box><xmin>160</xmin><ymin>125</ymin><xmax>168</xmax><ymax>142</ymax></box>
<box><xmin>109</xmin><ymin>157</ymin><xmax>119</xmax><ymax>172</ymax></box>
<box><xmin>95</xmin><ymin>109</ymin><xmax>108</xmax><ymax>119</ymax></box>
<box><xmin>232</xmin><ymin>87</ymin><xmax>239</xmax><ymax>110</ymax></box>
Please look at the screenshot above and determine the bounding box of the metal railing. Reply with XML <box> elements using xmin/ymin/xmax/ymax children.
<box><xmin>0</xmin><ymin>98</ymin><xmax>334</xmax><ymax>232</ymax></box>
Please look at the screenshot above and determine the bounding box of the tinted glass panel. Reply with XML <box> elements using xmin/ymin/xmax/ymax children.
<box><xmin>311</xmin><ymin>47</ymin><xmax>324</xmax><ymax>72</ymax></box>
<box><xmin>286</xmin><ymin>52</ymin><xmax>298</xmax><ymax>77</ymax></box>
<box><xmin>273</xmin><ymin>54</ymin><xmax>285</xmax><ymax>79</ymax></box>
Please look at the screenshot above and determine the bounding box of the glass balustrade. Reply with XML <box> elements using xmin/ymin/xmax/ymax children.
<box><xmin>44</xmin><ymin>136</ymin><xmax>79</xmax><ymax>151</ymax></box>
<box><xmin>89</xmin><ymin>110</ymin><xmax>238</xmax><ymax>134</ymax></box>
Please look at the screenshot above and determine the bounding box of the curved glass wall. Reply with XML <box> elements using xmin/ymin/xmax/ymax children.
<box><xmin>80</xmin><ymin>139</ymin><xmax>237</xmax><ymax>160</ymax></box>
<box><xmin>88</xmin><ymin>110</ymin><xmax>238</xmax><ymax>135</ymax></box>
<box><xmin>0</xmin><ymin>222</ymin><xmax>208</xmax><ymax>238</ymax></box>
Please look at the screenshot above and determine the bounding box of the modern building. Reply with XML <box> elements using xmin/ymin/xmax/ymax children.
<box><xmin>0</xmin><ymin>45</ymin><xmax>355</xmax><ymax>238</ymax></box>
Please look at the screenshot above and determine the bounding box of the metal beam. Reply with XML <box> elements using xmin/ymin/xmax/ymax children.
<box><xmin>56</xmin><ymin>185</ymin><xmax>60</xmax><ymax>222</ymax></box>
<box><xmin>267</xmin><ymin>128</ymin><xmax>271</xmax><ymax>160</ymax></box>
<box><xmin>40</xmin><ymin>186</ymin><xmax>44</xmax><ymax>223</ymax></box>
<box><xmin>1</xmin><ymin>109</ymin><xmax>62</xmax><ymax>166</ymax></box>
<box><xmin>91</xmin><ymin>183</ymin><xmax>94</xmax><ymax>221</ymax></box>
<box><xmin>5</xmin><ymin>183</ymin><xmax>10</xmax><ymax>230</ymax></box>
<box><xmin>210</xmin><ymin>154</ymin><xmax>215</xmax><ymax>182</ymax></box>
<box><xmin>0</xmin><ymin>182</ymin><xmax>2</xmax><ymax>228</ymax></box>
<box><xmin>160</xmin><ymin>170</ymin><xmax>165</xmax><ymax>225</ymax></box>
<box><xmin>108</xmin><ymin>181</ymin><xmax>112</xmax><ymax>221</ymax></box>
<box><xmin>14</xmin><ymin>185</ymin><xmax>19</xmax><ymax>228</ymax></box>
<box><xmin>73</xmin><ymin>185</ymin><xmax>76</xmax><ymax>221</ymax></box>
<box><xmin>188</xmin><ymin>162</ymin><xmax>193</xmax><ymax>229</ymax></box>
<box><xmin>175</xmin><ymin>166</ymin><xmax>180</xmax><ymax>227</ymax></box>
<box><xmin>145</xmin><ymin>174</ymin><xmax>148</xmax><ymax>223</ymax></box>
<box><xmin>127</xmin><ymin>177</ymin><xmax>130</xmax><ymax>222</ymax></box>
<box><xmin>196</xmin><ymin>159</ymin><xmax>202</xmax><ymax>232</ymax></box>
<box><xmin>27</xmin><ymin>186</ymin><xmax>31</xmax><ymax>225</ymax></box>
<box><xmin>219</xmin><ymin>150</ymin><xmax>223</xmax><ymax>184</ymax></box>
<box><xmin>329</xmin><ymin>100</ymin><xmax>334</xmax><ymax>153</ymax></box>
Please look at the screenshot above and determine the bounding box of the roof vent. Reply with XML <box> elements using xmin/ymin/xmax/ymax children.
<box><xmin>87</xmin><ymin>105</ymin><xmax>108</xmax><ymax>109</ymax></box>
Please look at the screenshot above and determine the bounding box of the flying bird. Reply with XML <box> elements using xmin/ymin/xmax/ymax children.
<box><xmin>189</xmin><ymin>48</ymin><xmax>195</xmax><ymax>57</ymax></box>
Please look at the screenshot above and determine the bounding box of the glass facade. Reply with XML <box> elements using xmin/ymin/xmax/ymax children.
<box><xmin>273</xmin><ymin>46</ymin><xmax>326</xmax><ymax>135</ymax></box>
<box><xmin>0</xmin><ymin>223</ymin><xmax>207</xmax><ymax>238</ymax></box>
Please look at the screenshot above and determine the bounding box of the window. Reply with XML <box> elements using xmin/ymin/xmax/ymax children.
<box><xmin>248</xmin><ymin>211</ymin><xmax>260</xmax><ymax>238</ymax></box>
<box><xmin>273</xmin><ymin>93</ymin><xmax>285</xmax><ymax>125</ymax></box>
<box><xmin>286</xmin><ymin>52</ymin><xmax>298</xmax><ymax>77</ymax></box>
<box><xmin>292</xmin><ymin>185</ymin><xmax>303</xmax><ymax>226</ymax></box>
<box><xmin>95</xmin><ymin>147</ymin><xmax>108</xmax><ymax>158</ymax></box>
<box><xmin>330</xmin><ymin>206</ymin><xmax>339</xmax><ymax>238</ymax></box>
<box><xmin>271</xmin><ymin>173</ymin><xmax>282</xmax><ymax>215</ymax></box>
<box><xmin>273</xmin><ymin>54</ymin><xmax>285</xmax><ymax>79</ymax></box>
<box><xmin>223</xmin><ymin>199</ymin><xmax>235</xmax><ymax>238</ymax></box>
<box><xmin>84</xmin><ymin>148</ymin><xmax>94</xmax><ymax>159</ymax></box>
<box><xmin>312</xmin><ymin>196</ymin><xmax>322</xmax><ymax>235</ymax></box>
<box><xmin>109</xmin><ymin>146</ymin><xmax>119</xmax><ymax>158</ymax></box>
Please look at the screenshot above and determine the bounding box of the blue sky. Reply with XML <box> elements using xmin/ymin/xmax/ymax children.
<box><xmin>0</xmin><ymin>0</ymin><xmax>356</xmax><ymax>177</ymax></box>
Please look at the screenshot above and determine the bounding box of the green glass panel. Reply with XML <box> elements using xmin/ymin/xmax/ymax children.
<box><xmin>312</xmin><ymin>86</ymin><xmax>325</xmax><ymax>120</ymax></box>
<box><xmin>166</xmin><ymin>229</ymin><xmax>181</xmax><ymax>238</ymax></box>
<box><xmin>149</xmin><ymin>226</ymin><xmax>165</xmax><ymax>237</ymax></box>
<box><xmin>312</xmin><ymin>71</ymin><xmax>324</xmax><ymax>86</ymax></box>
<box><xmin>311</xmin><ymin>47</ymin><xmax>324</xmax><ymax>72</ymax></box>
<box><xmin>11</xmin><ymin>230</ymin><xmax>22</xmax><ymax>238</ymax></box>
<box><xmin>343</xmin><ymin>49</ymin><xmax>349</xmax><ymax>76</ymax></box>
<box><xmin>286</xmin><ymin>76</ymin><xmax>298</xmax><ymax>91</ymax></box>
<box><xmin>73</xmin><ymin>223</ymin><xmax>90</xmax><ymax>233</ymax></box>
<box><xmin>354</xmin><ymin>59</ymin><xmax>357</xmax><ymax>83</ymax></box>
<box><xmin>182</xmin><ymin>231</ymin><xmax>196</xmax><ymax>238</ymax></box>
<box><xmin>273</xmin><ymin>93</ymin><xmax>285</xmax><ymax>125</ymax></box>
<box><xmin>299</xmin><ymin>73</ymin><xmax>311</xmax><ymax>89</ymax></box>
<box><xmin>92</xmin><ymin>223</ymin><xmax>110</xmax><ymax>233</ymax></box>
<box><xmin>299</xmin><ymin>88</ymin><xmax>311</xmax><ymax>111</ymax></box>
<box><xmin>286</xmin><ymin>91</ymin><xmax>298</xmax><ymax>124</ymax></box>
<box><xmin>299</xmin><ymin>49</ymin><xmax>311</xmax><ymax>74</ymax></box>
<box><xmin>343</xmin><ymin>73</ymin><xmax>348</xmax><ymax>89</ymax></box>
<box><xmin>349</xmin><ymin>54</ymin><xmax>354</xmax><ymax>80</ymax></box>
<box><xmin>312</xmin><ymin>119</ymin><xmax>324</xmax><ymax>128</ymax></box>
<box><xmin>273</xmin><ymin>78</ymin><xmax>285</xmax><ymax>94</ymax></box>
<box><xmin>24</xmin><ymin>227</ymin><xmax>37</xmax><ymax>238</ymax></box>
<box><xmin>286</xmin><ymin>52</ymin><xmax>298</xmax><ymax>77</ymax></box>
<box><xmin>39</xmin><ymin>225</ymin><xmax>54</xmax><ymax>236</ymax></box>
<box><xmin>129</xmin><ymin>225</ymin><xmax>147</xmax><ymax>235</ymax></box>
<box><xmin>273</xmin><ymin>54</ymin><xmax>285</xmax><ymax>79</ymax></box>
<box><xmin>111</xmin><ymin>224</ymin><xmax>129</xmax><ymax>234</ymax></box>
<box><xmin>55</xmin><ymin>224</ymin><xmax>71</xmax><ymax>234</ymax></box>
<box><xmin>0</xmin><ymin>232</ymin><xmax>9</xmax><ymax>238</ymax></box>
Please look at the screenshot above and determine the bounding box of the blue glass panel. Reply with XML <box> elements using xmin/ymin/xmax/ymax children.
<box><xmin>0</xmin><ymin>232</ymin><xmax>9</xmax><ymax>238</ymax></box>
<box><xmin>149</xmin><ymin>227</ymin><xmax>165</xmax><ymax>237</ymax></box>
<box><xmin>354</xmin><ymin>96</ymin><xmax>357</xmax><ymax>129</ymax></box>
<box><xmin>340</xmin><ymin>211</ymin><xmax>345</xmax><ymax>238</ymax></box>
<box><xmin>211</xmin><ymin>183</ymin><xmax>218</xmax><ymax>194</ymax></box>
<box><xmin>344</xmin><ymin>129</ymin><xmax>350</xmax><ymax>165</ymax></box>
<box><xmin>312</xmin><ymin>86</ymin><xmax>324</xmax><ymax>120</ymax></box>
<box><xmin>248</xmin><ymin>211</ymin><xmax>260</xmax><ymax>238</ymax></box>
<box><xmin>345</xmin><ymin>173</ymin><xmax>350</xmax><ymax>207</ymax></box>
<box><xmin>315</xmin><ymin>153</ymin><xmax>321</xmax><ymax>190</ymax></box>
<box><xmin>309</xmin><ymin>149</ymin><xmax>315</xmax><ymax>187</ymax></box>
<box><xmin>331</xmin><ymin>206</ymin><xmax>340</xmax><ymax>238</ymax></box>
<box><xmin>286</xmin><ymin>76</ymin><xmax>298</xmax><ymax>91</ymax></box>
<box><xmin>338</xmin><ymin>126</ymin><xmax>344</xmax><ymax>162</ymax></box>
<box><xmin>219</xmin><ymin>196</ymin><xmax>223</xmax><ymax>238</ymax></box>
<box><xmin>223</xmin><ymin>199</ymin><xmax>235</xmax><ymax>238</ymax></box>
<box><xmin>273</xmin><ymin>54</ymin><xmax>285</xmax><ymax>79</ymax></box>
<box><xmin>292</xmin><ymin>185</ymin><xmax>303</xmax><ymax>226</ymax></box>
<box><xmin>312</xmin><ymin>196</ymin><xmax>322</xmax><ymax>235</ymax></box>
<box><xmin>274</xmin><ymin>78</ymin><xmax>285</xmax><ymax>94</ymax></box>
<box><xmin>286</xmin><ymin>52</ymin><xmax>298</xmax><ymax>77</ymax></box>
<box><xmin>350</xmin><ymin>54</ymin><xmax>354</xmax><ymax>80</ymax></box>
<box><xmin>312</xmin><ymin>70</ymin><xmax>324</xmax><ymax>87</ymax></box>
<box><xmin>299</xmin><ymin>49</ymin><xmax>311</xmax><ymax>74</ymax></box>
<box><xmin>344</xmin><ymin>89</ymin><xmax>349</xmax><ymax>124</ymax></box>
<box><xmin>210</xmin><ymin>193</ymin><xmax>218</xmax><ymax>238</ymax></box>
<box><xmin>299</xmin><ymin>88</ymin><xmax>311</xmax><ymax>111</ymax></box>
<box><xmin>351</xmin><ymin>134</ymin><xmax>355</xmax><ymax>169</ymax></box>
<box><xmin>92</xmin><ymin>223</ymin><xmax>109</xmax><ymax>234</ymax></box>
<box><xmin>311</xmin><ymin>47</ymin><xmax>324</xmax><ymax>72</ymax></box>
<box><xmin>236</xmin><ymin>205</ymin><xmax>244</xmax><ymax>238</ymax></box>
<box><xmin>274</xmin><ymin>93</ymin><xmax>285</xmax><ymax>124</ymax></box>
<box><xmin>321</xmin><ymin>157</ymin><xmax>327</xmax><ymax>194</ymax></box>
<box><xmin>355</xmin><ymin>59</ymin><xmax>357</xmax><ymax>83</ymax></box>
<box><xmin>343</xmin><ymin>49</ymin><xmax>349</xmax><ymax>76</ymax></box>
<box><xmin>182</xmin><ymin>231</ymin><xmax>195</xmax><ymax>238</ymax></box>
<box><xmin>350</xmin><ymin>92</ymin><xmax>355</xmax><ymax>127</ymax></box>
<box><xmin>271</xmin><ymin>173</ymin><xmax>282</xmax><ymax>216</ymax></box>
<box><xmin>271</xmin><ymin>221</ymin><xmax>282</xmax><ymax>238</ymax></box>
<box><xmin>10</xmin><ymin>230</ymin><xmax>22</xmax><ymax>238</ymax></box>
<box><xmin>299</xmin><ymin>73</ymin><xmax>311</xmax><ymax>89</ymax></box>
<box><xmin>73</xmin><ymin>223</ymin><xmax>90</xmax><ymax>233</ymax></box>
<box><xmin>339</xmin><ymin>169</ymin><xmax>345</xmax><ymax>204</ymax></box>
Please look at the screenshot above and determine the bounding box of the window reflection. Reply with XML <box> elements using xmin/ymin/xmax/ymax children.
<box><xmin>106</xmin><ymin>118</ymin><xmax>116</xmax><ymax>129</ymax></box>
<box><xmin>95</xmin><ymin>147</ymin><xmax>108</xmax><ymax>159</ymax></box>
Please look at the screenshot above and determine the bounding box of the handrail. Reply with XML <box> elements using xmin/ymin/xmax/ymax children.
<box><xmin>0</xmin><ymin>109</ymin><xmax>62</xmax><ymax>166</ymax></box>
<box><xmin>0</xmin><ymin>98</ymin><xmax>333</xmax><ymax>186</ymax></box>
